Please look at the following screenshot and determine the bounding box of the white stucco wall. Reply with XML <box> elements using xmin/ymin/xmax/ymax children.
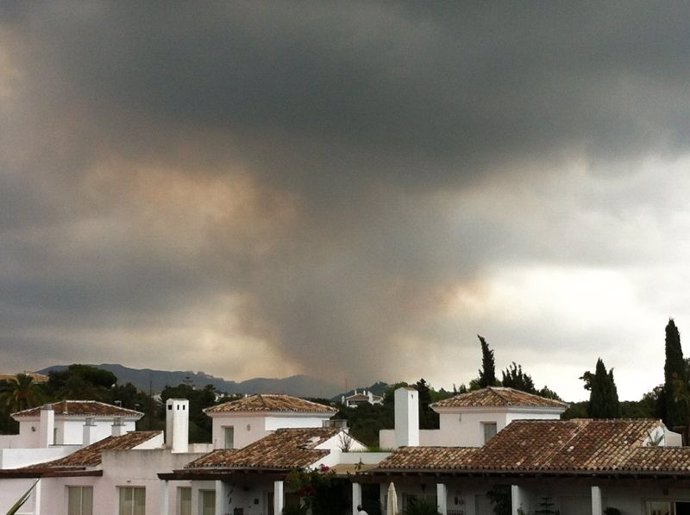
<box><xmin>264</xmin><ymin>414</ymin><xmax>333</xmax><ymax>431</ymax></box>
<box><xmin>2</xmin><ymin>428</ymin><xmax>37</xmax><ymax>448</ymax></box>
<box><xmin>14</xmin><ymin>417</ymin><xmax>137</xmax><ymax>447</ymax></box>
<box><xmin>210</xmin><ymin>413</ymin><xmax>334</xmax><ymax>450</ymax></box>
<box><xmin>3</xmin><ymin>447</ymin><xmax>206</xmax><ymax>515</ymax></box>
<box><xmin>340</xmin><ymin>451</ymin><xmax>391</xmax><ymax>465</ymax></box>
<box><xmin>58</xmin><ymin>419</ymin><xmax>137</xmax><ymax>445</ymax></box>
<box><xmin>210</xmin><ymin>414</ymin><xmax>268</xmax><ymax>449</ymax></box>
<box><xmin>0</xmin><ymin>478</ymin><xmax>39</xmax><ymax>515</ymax></box>
<box><xmin>0</xmin><ymin>446</ymin><xmax>77</xmax><ymax>469</ymax></box>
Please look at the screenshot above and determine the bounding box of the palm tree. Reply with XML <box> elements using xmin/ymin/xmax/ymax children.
<box><xmin>0</xmin><ymin>374</ymin><xmax>43</xmax><ymax>414</ymax></box>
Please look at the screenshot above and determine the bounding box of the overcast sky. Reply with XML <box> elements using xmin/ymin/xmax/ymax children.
<box><xmin>2</xmin><ymin>2</ymin><xmax>690</xmax><ymax>401</ymax></box>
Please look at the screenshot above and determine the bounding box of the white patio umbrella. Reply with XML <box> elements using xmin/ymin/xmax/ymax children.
<box><xmin>387</xmin><ymin>482</ymin><xmax>398</xmax><ymax>515</ymax></box>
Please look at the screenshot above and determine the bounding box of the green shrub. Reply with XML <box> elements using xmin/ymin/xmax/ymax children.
<box><xmin>403</xmin><ymin>497</ymin><xmax>441</xmax><ymax>515</ymax></box>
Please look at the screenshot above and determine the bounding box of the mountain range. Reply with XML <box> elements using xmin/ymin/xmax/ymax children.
<box><xmin>37</xmin><ymin>363</ymin><xmax>372</xmax><ymax>399</ymax></box>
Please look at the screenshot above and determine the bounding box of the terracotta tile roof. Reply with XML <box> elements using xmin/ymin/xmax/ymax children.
<box><xmin>23</xmin><ymin>431</ymin><xmax>161</xmax><ymax>471</ymax></box>
<box><xmin>12</xmin><ymin>400</ymin><xmax>143</xmax><ymax>419</ymax></box>
<box><xmin>204</xmin><ymin>394</ymin><xmax>336</xmax><ymax>415</ymax></box>
<box><xmin>375</xmin><ymin>447</ymin><xmax>480</xmax><ymax>471</ymax></box>
<box><xmin>475</xmin><ymin>419</ymin><xmax>659</xmax><ymax>472</ymax></box>
<box><xmin>374</xmin><ymin>419</ymin><xmax>679</xmax><ymax>476</ymax></box>
<box><xmin>623</xmin><ymin>446</ymin><xmax>690</xmax><ymax>472</ymax></box>
<box><xmin>431</xmin><ymin>387</ymin><xmax>568</xmax><ymax>410</ymax></box>
<box><xmin>185</xmin><ymin>427</ymin><xmax>340</xmax><ymax>470</ymax></box>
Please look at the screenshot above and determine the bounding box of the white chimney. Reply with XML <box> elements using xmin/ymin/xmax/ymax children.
<box><xmin>166</xmin><ymin>398</ymin><xmax>189</xmax><ymax>453</ymax></box>
<box><xmin>83</xmin><ymin>417</ymin><xmax>97</xmax><ymax>445</ymax></box>
<box><xmin>38</xmin><ymin>405</ymin><xmax>55</xmax><ymax>447</ymax></box>
<box><xmin>394</xmin><ymin>387</ymin><xmax>419</xmax><ymax>448</ymax></box>
<box><xmin>111</xmin><ymin>416</ymin><xmax>126</xmax><ymax>436</ymax></box>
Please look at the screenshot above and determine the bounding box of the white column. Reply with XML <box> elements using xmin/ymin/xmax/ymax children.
<box><xmin>34</xmin><ymin>479</ymin><xmax>42</xmax><ymax>515</ymax></box>
<box><xmin>591</xmin><ymin>486</ymin><xmax>603</xmax><ymax>515</ymax></box>
<box><xmin>160</xmin><ymin>480</ymin><xmax>169</xmax><ymax>515</ymax></box>
<box><xmin>274</xmin><ymin>480</ymin><xmax>284</xmax><ymax>515</ymax></box>
<box><xmin>215</xmin><ymin>480</ymin><xmax>226</xmax><ymax>515</ymax></box>
<box><xmin>437</xmin><ymin>483</ymin><xmax>448</xmax><ymax>515</ymax></box>
<box><xmin>352</xmin><ymin>482</ymin><xmax>363</xmax><ymax>515</ymax></box>
<box><xmin>511</xmin><ymin>485</ymin><xmax>522</xmax><ymax>515</ymax></box>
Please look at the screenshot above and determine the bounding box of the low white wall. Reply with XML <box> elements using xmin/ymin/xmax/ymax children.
<box><xmin>379</xmin><ymin>429</ymin><xmax>395</xmax><ymax>449</ymax></box>
<box><xmin>265</xmin><ymin>415</ymin><xmax>332</xmax><ymax>431</ymax></box>
<box><xmin>59</xmin><ymin>419</ymin><xmax>136</xmax><ymax>445</ymax></box>
<box><xmin>0</xmin><ymin>446</ymin><xmax>77</xmax><ymax>469</ymax></box>
<box><xmin>0</xmin><ymin>434</ymin><xmax>31</xmax><ymax>449</ymax></box>
<box><xmin>340</xmin><ymin>452</ymin><xmax>391</xmax><ymax>464</ymax></box>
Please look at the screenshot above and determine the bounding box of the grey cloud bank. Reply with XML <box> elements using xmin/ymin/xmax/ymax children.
<box><xmin>2</xmin><ymin>2</ymin><xmax>690</xmax><ymax>400</ymax></box>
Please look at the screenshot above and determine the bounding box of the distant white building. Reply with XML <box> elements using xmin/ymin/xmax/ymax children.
<box><xmin>341</xmin><ymin>389</ymin><xmax>384</xmax><ymax>408</ymax></box>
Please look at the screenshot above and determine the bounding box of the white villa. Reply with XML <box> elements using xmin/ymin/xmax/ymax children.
<box><xmin>2</xmin><ymin>387</ymin><xmax>690</xmax><ymax>515</ymax></box>
<box><xmin>368</xmin><ymin>386</ymin><xmax>690</xmax><ymax>515</ymax></box>
<box><xmin>341</xmin><ymin>389</ymin><xmax>384</xmax><ymax>408</ymax></box>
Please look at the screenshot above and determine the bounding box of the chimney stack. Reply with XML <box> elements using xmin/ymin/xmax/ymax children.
<box><xmin>111</xmin><ymin>416</ymin><xmax>126</xmax><ymax>437</ymax></box>
<box><xmin>166</xmin><ymin>399</ymin><xmax>189</xmax><ymax>453</ymax></box>
<box><xmin>83</xmin><ymin>417</ymin><xmax>97</xmax><ymax>445</ymax></box>
<box><xmin>38</xmin><ymin>405</ymin><xmax>55</xmax><ymax>447</ymax></box>
<box><xmin>394</xmin><ymin>387</ymin><xmax>419</xmax><ymax>448</ymax></box>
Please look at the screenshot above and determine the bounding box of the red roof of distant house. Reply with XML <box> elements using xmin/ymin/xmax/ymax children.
<box><xmin>12</xmin><ymin>400</ymin><xmax>143</xmax><ymax>419</ymax></box>
<box><xmin>431</xmin><ymin>387</ymin><xmax>568</xmax><ymax>410</ymax></box>
<box><xmin>204</xmin><ymin>394</ymin><xmax>336</xmax><ymax>415</ymax></box>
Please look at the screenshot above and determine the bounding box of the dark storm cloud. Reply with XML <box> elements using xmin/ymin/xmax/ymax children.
<box><xmin>10</xmin><ymin>2</ymin><xmax>690</xmax><ymax>187</ymax></box>
<box><xmin>2</xmin><ymin>2</ymin><xmax>690</xmax><ymax>395</ymax></box>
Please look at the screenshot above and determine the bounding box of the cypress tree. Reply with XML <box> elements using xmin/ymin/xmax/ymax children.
<box><xmin>477</xmin><ymin>335</ymin><xmax>498</xmax><ymax>388</ymax></box>
<box><xmin>585</xmin><ymin>358</ymin><xmax>621</xmax><ymax>418</ymax></box>
<box><xmin>663</xmin><ymin>319</ymin><xmax>687</xmax><ymax>428</ymax></box>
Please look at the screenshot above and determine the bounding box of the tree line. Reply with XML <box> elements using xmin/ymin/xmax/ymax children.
<box><xmin>1</xmin><ymin>319</ymin><xmax>689</xmax><ymax>446</ymax></box>
<box><xmin>0</xmin><ymin>364</ymin><xmax>240</xmax><ymax>442</ymax></box>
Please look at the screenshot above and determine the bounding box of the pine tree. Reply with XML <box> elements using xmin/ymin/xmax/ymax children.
<box><xmin>415</xmin><ymin>378</ymin><xmax>439</xmax><ymax>429</ymax></box>
<box><xmin>663</xmin><ymin>319</ymin><xmax>687</xmax><ymax>428</ymax></box>
<box><xmin>501</xmin><ymin>362</ymin><xmax>536</xmax><ymax>394</ymax></box>
<box><xmin>582</xmin><ymin>358</ymin><xmax>621</xmax><ymax>418</ymax></box>
<box><xmin>477</xmin><ymin>335</ymin><xmax>498</xmax><ymax>388</ymax></box>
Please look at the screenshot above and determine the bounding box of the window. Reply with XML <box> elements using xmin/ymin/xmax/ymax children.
<box><xmin>224</xmin><ymin>426</ymin><xmax>235</xmax><ymax>449</ymax></box>
<box><xmin>177</xmin><ymin>487</ymin><xmax>191</xmax><ymax>515</ymax></box>
<box><xmin>119</xmin><ymin>486</ymin><xmax>145</xmax><ymax>515</ymax></box>
<box><xmin>647</xmin><ymin>500</ymin><xmax>690</xmax><ymax>515</ymax></box>
<box><xmin>67</xmin><ymin>486</ymin><xmax>93</xmax><ymax>515</ymax></box>
<box><xmin>482</xmin><ymin>422</ymin><xmax>497</xmax><ymax>443</ymax></box>
<box><xmin>200</xmin><ymin>490</ymin><xmax>216</xmax><ymax>515</ymax></box>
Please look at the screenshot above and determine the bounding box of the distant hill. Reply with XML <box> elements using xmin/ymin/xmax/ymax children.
<box><xmin>37</xmin><ymin>364</ymin><xmax>343</xmax><ymax>398</ymax></box>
